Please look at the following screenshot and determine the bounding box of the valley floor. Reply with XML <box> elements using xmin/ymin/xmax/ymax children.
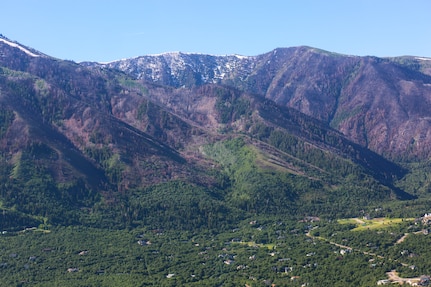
<box><xmin>1</xmin><ymin>214</ymin><xmax>431</xmax><ymax>286</ymax></box>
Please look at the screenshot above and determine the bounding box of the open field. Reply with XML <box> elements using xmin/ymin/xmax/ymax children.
<box><xmin>236</xmin><ymin>241</ymin><xmax>276</xmax><ymax>250</ymax></box>
<box><xmin>338</xmin><ymin>217</ymin><xmax>414</xmax><ymax>231</ymax></box>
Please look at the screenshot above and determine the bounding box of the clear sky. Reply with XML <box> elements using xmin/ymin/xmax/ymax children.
<box><xmin>1</xmin><ymin>0</ymin><xmax>430</xmax><ymax>62</ymax></box>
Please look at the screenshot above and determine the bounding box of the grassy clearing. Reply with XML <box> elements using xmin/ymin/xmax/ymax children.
<box><xmin>236</xmin><ymin>241</ymin><xmax>276</xmax><ymax>250</ymax></box>
<box><xmin>338</xmin><ymin>217</ymin><xmax>414</xmax><ymax>231</ymax></box>
<box><xmin>254</xmin><ymin>147</ymin><xmax>301</xmax><ymax>175</ymax></box>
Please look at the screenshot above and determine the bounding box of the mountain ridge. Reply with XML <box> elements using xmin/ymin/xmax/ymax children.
<box><xmin>83</xmin><ymin>46</ymin><xmax>431</xmax><ymax>160</ymax></box>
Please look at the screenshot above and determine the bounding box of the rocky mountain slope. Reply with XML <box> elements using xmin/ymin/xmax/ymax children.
<box><xmin>90</xmin><ymin>47</ymin><xmax>431</xmax><ymax>160</ymax></box>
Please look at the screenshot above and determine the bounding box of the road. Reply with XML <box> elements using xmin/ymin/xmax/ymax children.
<box><xmin>306</xmin><ymin>227</ymin><xmax>426</xmax><ymax>285</ymax></box>
<box><xmin>386</xmin><ymin>270</ymin><xmax>421</xmax><ymax>285</ymax></box>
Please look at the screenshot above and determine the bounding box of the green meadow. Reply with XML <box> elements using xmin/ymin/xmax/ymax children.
<box><xmin>338</xmin><ymin>217</ymin><xmax>414</xmax><ymax>231</ymax></box>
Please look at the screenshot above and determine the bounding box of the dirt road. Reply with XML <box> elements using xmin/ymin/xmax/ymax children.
<box><xmin>386</xmin><ymin>270</ymin><xmax>421</xmax><ymax>285</ymax></box>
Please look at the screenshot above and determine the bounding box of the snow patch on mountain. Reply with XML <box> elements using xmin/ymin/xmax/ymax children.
<box><xmin>0</xmin><ymin>38</ymin><xmax>40</xmax><ymax>57</ymax></box>
<box><xmin>416</xmin><ymin>57</ymin><xmax>431</xmax><ymax>61</ymax></box>
<box><xmin>96</xmin><ymin>52</ymin><xmax>256</xmax><ymax>87</ymax></box>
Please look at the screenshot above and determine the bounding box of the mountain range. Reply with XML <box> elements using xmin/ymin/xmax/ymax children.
<box><xmin>85</xmin><ymin>47</ymin><xmax>431</xmax><ymax>160</ymax></box>
<box><xmin>1</xmin><ymin>34</ymin><xmax>431</xmax><ymax>229</ymax></box>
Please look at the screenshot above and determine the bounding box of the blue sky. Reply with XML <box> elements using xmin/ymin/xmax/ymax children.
<box><xmin>1</xmin><ymin>1</ymin><xmax>430</xmax><ymax>62</ymax></box>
